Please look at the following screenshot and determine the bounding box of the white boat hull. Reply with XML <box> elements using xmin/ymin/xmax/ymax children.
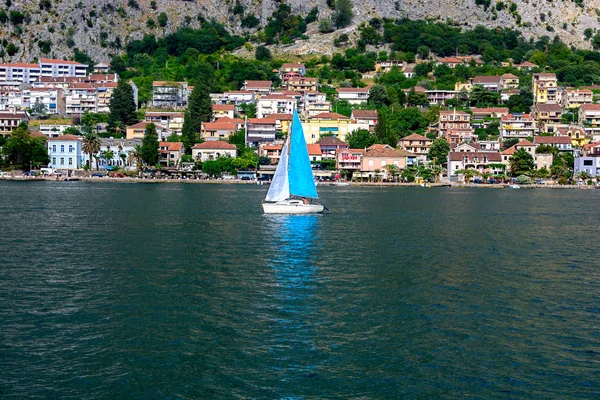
<box><xmin>263</xmin><ymin>200</ymin><xmax>324</xmax><ymax>214</ymax></box>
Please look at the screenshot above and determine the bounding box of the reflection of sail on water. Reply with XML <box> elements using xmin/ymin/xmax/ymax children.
<box><xmin>265</xmin><ymin>215</ymin><xmax>322</xmax><ymax>378</ymax></box>
<box><xmin>264</xmin><ymin>141</ymin><xmax>290</xmax><ymax>202</ymax></box>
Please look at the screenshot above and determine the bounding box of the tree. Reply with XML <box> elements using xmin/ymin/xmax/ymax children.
<box><xmin>228</xmin><ymin>129</ymin><xmax>247</xmax><ymax>153</ymax></box>
<box><xmin>346</xmin><ymin>128</ymin><xmax>376</xmax><ymax>149</ymax></box>
<box><xmin>333</xmin><ymin>0</ymin><xmax>353</xmax><ymax>28</ymax></box>
<box><xmin>374</xmin><ymin>109</ymin><xmax>397</xmax><ymax>147</ymax></box>
<box><xmin>455</xmin><ymin>168</ymin><xmax>480</xmax><ymax>183</ymax></box>
<box><xmin>182</xmin><ymin>83</ymin><xmax>212</xmax><ymax>153</ymax></box>
<box><xmin>128</xmin><ymin>144</ymin><xmax>143</xmax><ymax>172</ymax></box>
<box><xmin>141</xmin><ymin>123</ymin><xmax>159</xmax><ymax>166</ymax></box>
<box><xmin>2</xmin><ymin>123</ymin><xmax>49</xmax><ymax>170</ymax></box>
<box><xmin>592</xmin><ymin>33</ymin><xmax>600</xmax><ymax>50</ymax></box>
<box><xmin>81</xmin><ymin>133</ymin><xmax>101</xmax><ymax>172</ymax></box>
<box><xmin>428</xmin><ymin>138</ymin><xmax>450</xmax><ymax>166</ymax></box>
<box><xmin>158</xmin><ymin>12</ymin><xmax>168</xmax><ymax>28</ymax></box>
<box><xmin>509</xmin><ymin>148</ymin><xmax>535</xmax><ymax>176</ymax></box>
<box><xmin>108</xmin><ymin>80</ymin><xmax>137</xmax><ymax>133</ymax></box>
<box><xmin>30</xmin><ymin>100</ymin><xmax>47</xmax><ymax>118</ymax></box>
<box><xmin>110</xmin><ymin>56</ymin><xmax>126</xmax><ymax>74</ymax></box>
<box><xmin>406</xmin><ymin>88</ymin><xmax>428</xmax><ymax>107</ymax></box>
<box><xmin>368</xmin><ymin>84</ymin><xmax>389</xmax><ymax>107</ymax></box>
<box><xmin>255</xmin><ymin>45</ymin><xmax>271</xmax><ymax>61</ymax></box>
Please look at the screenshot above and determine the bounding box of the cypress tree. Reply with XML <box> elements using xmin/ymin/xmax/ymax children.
<box><xmin>182</xmin><ymin>83</ymin><xmax>212</xmax><ymax>153</ymax></box>
<box><xmin>141</xmin><ymin>123</ymin><xmax>159</xmax><ymax>166</ymax></box>
<box><xmin>108</xmin><ymin>80</ymin><xmax>137</xmax><ymax>131</ymax></box>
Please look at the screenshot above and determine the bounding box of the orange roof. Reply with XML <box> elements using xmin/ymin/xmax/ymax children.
<box><xmin>337</xmin><ymin>87</ymin><xmax>369</xmax><ymax>93</ymax></box>
<box><xmin>0</xmin><ymin>63</ymin><xmax>40</xmax><ymax>68</ymax></box>
<box><xmin>268</xmin><ymin>113</ymin><xmax>293</xmax><ymax>120</ymax></box>
<box><xmin>212</xmin><ymin>104</ymin><xmax>235</xmax><ymax>111</ymax></box>
<box><xmin>159</xmin><ymin>141</ymin><xmax>183</xmax><ymax>151</ymax></box>
<box><xmin>281</xmin><ymin>63</ymin><xmax>304</xmax><ymax>68</ymax></box>
<box><xmin>192</xmin><ymin>141</ymin><xmax>237</xmax><ymax>150</ymax></box>
<box><xmin>40</xmin><ymin>58</ymin><xmax>86</xmax><ymax>66</ymax></box>
<box><xmin>215</xmin><ymin>116</ymin><xmax>243</xmax><ymax>124</ymax></box>
<box><xmin>519</xmin><ymin>61</ymin><xmax>538</xmax><ymax>67</ymax></box>
<box><xmin>47</xmin><ymin>134</ymin><xmax>81</xmax><ymax>141</ymax></box>
<box><xmin>439</xmin><ymin>57</ymin><xmax>462</xmax><ymax>63</ymax></box>
<box><xmin>580</xmin><ymin>104</ymin><xmax>600</xmax><ymax>111</ymax></box>
<box><xmin>202</xmin><ymin>122</ymin><xmax>238</xmax><ymax>131</ymax></box>
<box><xmin>402</xmin><ymin>133</ymin><xmax>430</xmax><ymax>141</ymax></box>
<box><xmin>128</xmin><ymin>121</ymin><xmax>151</xmax><ymax>129</ymax></box>
<box><xmin>244</xmin><ymin>80</ymin><xmax>272</xmax><ymax>88</ymax></box>
<box><xmin>248</xmin><ymin>118</ymin><xmax>276</xmax><ymax>125</ymax></box>
<box><xmin>351</xmin><ymin>110</ymin><xmax>377</xmax><ymax>118</ymax></box>
<box><xmin>307</xmin><ymin>144</ymin><xmax>321</xmax><ymax>156</ymax></box>
<box><xmin>311</xmin><ymin>112</ymin><xmax>349</xmax><ymax>120</ymax></box>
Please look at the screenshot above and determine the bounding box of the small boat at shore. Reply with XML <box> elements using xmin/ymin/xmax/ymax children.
<box><xmin>508</xmin><ymin>184</ymin><xmax>520</xmax><ymax>189</ymax></box>
<box><xmin>329</xmin><ymin>181</ymin><xmax>349</xmax><ymax>186</ymax></box>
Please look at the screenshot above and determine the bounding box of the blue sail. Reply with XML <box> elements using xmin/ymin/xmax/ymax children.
<box><xmin>288</xmin><ymin>110</ymin><xmax>318</xmax><ymax>199</ymax></box>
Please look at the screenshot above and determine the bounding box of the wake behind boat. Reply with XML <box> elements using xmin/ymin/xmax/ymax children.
<box><xmin>262</xmin><ymin>110</ymin><xmax>325</xmax><ymax>214</ymax></box>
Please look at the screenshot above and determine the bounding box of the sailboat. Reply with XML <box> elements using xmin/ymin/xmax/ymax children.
<box><xmin>262</xmin><ymin>110</ymin><xmax>325</xmax><ymax>214</ymax></box>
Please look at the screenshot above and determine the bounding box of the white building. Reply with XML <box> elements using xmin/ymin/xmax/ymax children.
<box><xmin>23</xmin><ymin>88</ymin><xmax>66</xmax><ymax>115</ymax></box>
<box><xmin>152</xmin><ymin>81</ymin><xmax>190</xmax><ymax>108</ymax></box>
<box><xmin>336</xmin><ymin>87</ymin><xmax>370</xmax><ymax>104</ymax></box>
<box><xmin>191</xmin><ymin>141</ymin><xmax>237</xmax><ymax>162</ymax></box>
<box><xmin>256</xmin><ymin>94</ymin><xmax>297</xmax><ymax>119</ymax></box>
<box><xmin>93</xmin><ymin>138</ymin><xmax>142</xmax><ymax>170</ymax></box>
<box><xmin>38</xmin><ymin>124</ymin><xmax>74</xmax><ymax>138</ymax></box>
<box><xmin>40</xmin><ymin>58</ymin><xmax>87</xmax><ymax>79</ymax></box>
<box><xmin>47</xmin><ymin>134</ymin><xmax>84</xmax><ymax>170</ymax></box>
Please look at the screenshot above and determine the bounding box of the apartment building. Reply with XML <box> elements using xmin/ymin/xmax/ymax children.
<box><xmin>152</xmin><ymin>81</ymin><xmax>190</xmax><ymax>108</ymax></box>
<box><xmin>336</xmin><ymin>87</ymin><xmax>370</xmax><ymax>104</ymax></box>
<box><xmin>0</xmin><ymin>110</ymin><xmax>29</xmax><ymax>136</ymax></box>
<box><xmin>560</xmin><ymin>88</ymin><xmax>593</xmax><ymax>110</ymax></box>
<box><xmin>532</xmin><ymin>73</ymin><xmax>558</xmax><ymax>104</ymax></box>
<box><xmin>500</xmin><ymin>113</ymin><xmax>537</xmax><ymax>140</ymax></box>
<box><xmin>256</xmin><ymin>94</ymin><xmax>297</xmax><ymax>119</ymax></box>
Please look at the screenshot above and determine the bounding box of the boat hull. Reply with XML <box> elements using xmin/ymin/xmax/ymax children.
<box><xmin>263</xmin><ymin>200</ymin><xmax>324</xmax><ymax>214</ymax></box>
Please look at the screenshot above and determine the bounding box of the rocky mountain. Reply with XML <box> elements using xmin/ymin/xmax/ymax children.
<box><xmin>1</xmin><ymin>0</ymin><xmax>599</xmax><ymax>62</ymax></box>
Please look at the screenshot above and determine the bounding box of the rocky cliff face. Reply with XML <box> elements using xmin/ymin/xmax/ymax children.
<box><xmin>2</xmin><ymin>0</ymin><xmax>599</xmax><ymax>62</ymax></box>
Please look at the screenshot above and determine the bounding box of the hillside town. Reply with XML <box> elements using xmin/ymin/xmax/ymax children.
<box><xmin>0</xmin><ymin>56</ymin><xmax>599</xmax><ymax>185</ymax></box>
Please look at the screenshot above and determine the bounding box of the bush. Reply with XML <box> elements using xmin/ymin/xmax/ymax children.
<box><xmin>38</xmin><ymin>39</ymin><xmax>52</xmax><ymax>54</ymax></box>
<box><xmin>305</xmin><ymin>7</ymin><xmax>318</xmax><ymax>24</ymax></box>
<box><xmin>9</xmin><ymin>10</ymin><xmax>24</xmax><ymax>25</ymax></box>
<box><xmin>516</xmin><ymin>174</ymin><xmax>531</xmax><ymax>185</ymax></box>
<box><xmin>5</xmin><ymin>42</ymin><xmax>18</xmax><ymax>56</ymax></box>
<box><xmin>158</xmin><ymin>12</ymin><xmax>168</xmax><ymax>27</ymax></box>
<box><xmin>146</xmin><ymin>18</ymin><xmax>155</xmax><ymax>28</ymax></box>
<box><xmin>241</xmin><ymin>14</ymin><xmax>259</xmax><ymax>29</ymax></box>
<box><xmin>319</xmin><ymin>18</ymin><xmax>334</xmax><ymax>33</ymax></box>
<box><xmin>333</xmin><ymin>0</ymin><xmax>353</xmax><ymax>28</ymax></box>
<box><xmin>255</xmin><ymin>45</ymin><xmax>271</xmax><ymax>61</ymax></box>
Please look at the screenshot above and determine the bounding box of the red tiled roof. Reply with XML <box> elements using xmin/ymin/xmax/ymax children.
<box><xmin>307</xmin><ymin>144</ymin><xmax>321</xmax><ymax>155</ymax></box>
<box><xmin>40</xmin><ymin>58</ymin><xmax>86</xmax><ymax>66</ymax></box>
<box><xmin>316</xmin><ymin>136</ymin><xmax>348</xmax><ymax>146</ymax></box>
<box><xmin>212</xmin><ymin>104</ymin><xmax>235</xmax><ymax>111</ymax></box>
<box><xmin>580</xmin><ymin>104</ymin><xmax>600</xmax><ymax>111</ymax></box>
<box><xmin>534</xmin><ymin>135</ymin><xmax>572</xmax><ymax>145</ymax></box>
<box><xmin>336</xmin><ymin>87</ymin><xmax>369</xmax><ymax>93</ymax></box>
<box><xmin>47</xmin><ymin>134</ymin><xmax>81</xmax><ymax>141</ymax></box>
<box><xmin>351</xmin><ymin>110</ymin><xmax>378</xmax><ymax>118</ymax></box>
<box><xmin>473</xmin><ymin>76</ymin><xmax>502</xmax><ymax>84</ymax></box>
<box><xmin>29</xmin><ymin>130</ymin><xmax>46</xmax><ymax>138</ymax></box>
<box><xmin>268</xmin><ymin>113</ymin><xmax>293</xmax><ymax>120</ymax></box>
<box><xmin>192</xmin><ymin>141</ymin><xmax>236</xmax><ymax>150</ymax></box>
<box><xmin>0</xmin><ymin>63</ymin><xmax>40</xmax><ymax>68</ymax></box>
<box><xmin>244</xmin><ymin>80</ymin><xmax>272</xmax><ymax>88</ymax></box>
<box><xmin>439</xmin><ymin>57</ymin><xmax>462</xmax><ymax>63</ymax></box>
<box><xmin>311</xmin><ymin>112</ymin><xmax>349</xmax><ymax>120</ymax></box>
<box><xmin>501</xmin><ymin>73</ymin><xmax>519</xmax><ymax>79</ymax></box>
<box><xmin>215</xmin><ymin>116</ymin><xmax>244</xmax><ymax>124</ymax></box>
<box><xmin>471</xmin><ymin>107</ymin><xmax>509</xmax><ymax>114</ymax></box>
<box><xmin>159</xmin><ymin>141</ymin><xmax>184</xmax><ymax>151</ymax></box>
<box><xmin>516</xmin><ymin>139</ymin><xmax>535</xmax><ymax>146</ymax></box>
<box><xmin>365</xmin><ymin>148</ymin><xmax>416</xmax><ymax>157</ymax></box>
<box><xmin>145</xmin><ymin>112</ymin><xmax>185</xmax><ymax>117</ymax></box>
<box><xmin>128</xmin><ymin>121</ymin><xmax>151</xmax><ymax>129</ymax></box>
<box><xmin>449</xmin><ymin>151</ymin><xmax>502</xmax><ymax>161</ymax></box>
<box><xmin>535</xmin><ymin>103</ymin><xmax>562</xmax><ymax>112</ymax></box>
<box><xmin>401</xmin><ymin>133</ymin><xmax>430</xmax><ymax>141</ymax></box>
<box><xmin>248</xmin><ymin>118</ymin><xmax>276</xmax><ymax>125</ymax></box>
<box><xmin>202</xmin><ymin>122</ymin><xmax>238</xmax><ymax>131</ymax></box>
<box><xmin>519</xmin><ymin>61</ymin><xmax>538</xmax><ymax>67</ymax></box>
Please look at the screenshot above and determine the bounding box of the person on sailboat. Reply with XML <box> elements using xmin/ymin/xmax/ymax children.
<box><xmin>302</xmin><ymin>197</ymin><xmax>309</xmax><ymax>204</ymax></box>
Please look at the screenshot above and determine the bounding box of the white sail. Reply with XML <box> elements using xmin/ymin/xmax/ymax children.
<box><xmin>264</xmin><ymin>141</ymin><xmax>290</xmax><ymax>202</ymax></box>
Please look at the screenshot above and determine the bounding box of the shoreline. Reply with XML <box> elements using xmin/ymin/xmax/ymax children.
<box><xmin>1</xmin><ymin>176</ymin><xmax>597</xmax><ymax>190</ymax></box>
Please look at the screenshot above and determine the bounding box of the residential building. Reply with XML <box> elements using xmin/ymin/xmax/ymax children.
<box><xmin>284</xmin><ymin>77</ymin><xmax>318</xmax><ymax>93</ymax></box>
<box><xmin>246</xmin><ymin>118</ymin><xmax>277</xmax><ymax>146</ymax></box>
<box><xmin>574</xmin><ymin>147</ymin><xmax>600</xmax><ymax>177</ymax></box>
<box><xmin>65</xmin><ymin>83</ymin><xmax>97</xmax><ymax>115</ymax></box>
<box><xmin>259</xmin><ymin>143</ymin><xmax>284</xmax><ymax>164</ymax></box>
<box><xmin>472</xmin><ymin>76</ymin><xmax>502</xmax><ymax>92</ymax></box>
<box><xmin>471</xmin><ymin>107</ymin><xmax>509</xmax><ymax>128</ymax></box>
<box><xmin>47</xmin><ymin>134</ymin><xmax>84</xmax><ymax>170</ymax></box>
<box><xmin>94</xmin><ymin>138</ymin><xmax>142</xmax><ymax>170</ymax></box>
<box><xmin>279</xmin><ymin>63</ymin><xmax>306</xmax><ymax>76</ymax></box>
<box><xmin>40</xmin><ymin>58</ymin><xmax>87</xmax><ymax>79</ymax></box>
<box><xmin>336</xmin><ymin>87</ymin><xmax>369</xmax><ymax>104</ymax></box>
<box><xmin>0</xmin><ymin>82</ymin><xmax>24</xmax><ymax>111</ymax></box>
<box><xmin>0</xmin><ymin>63</ymin><xmax>42</xmax><ymax>83</ymax></box>
<box><xmin>501</xmin><ymin>88</ymin><xmax>520</xmax><ymax>103</ymax></box>
<box><xmin>375</xmin><ymin>60</ymin><xmax>405</xmax><ymax>73</ymax></box>
<box><xmin>307</xmin><ymin>144</ymin><xmax>322</xmax><ymax>162</ymax></box>
<box><xmin>336</xmin><ymin>148</ymin><xmax>365</xmax><ymax>172</ymax></box>
<box><xmin>0</xmin><ymin>59</ymin><xmax>87</xmax><ymax>83</ymax></box>
<box><xmin>360</xmin><ymin>145</ymin><xmax>418</xmax><ymax>179</ymax></box>
<box><xmin>501</xmin><ymin>73</ymin><xmax>519</xmax><ymax>89</ymax></box>
<box><xmin>398</xmin><ymin>133</ymin><xmax>433</xmax><ymax>160</ymax></box>
<box><xmin>533</xmin><ymin>135</ymin><xmax>573</xmax><ymax>152</ymax></box>
<box><xmin>267</xmin><ymin>113</ymin><xmax>293</xmax><ymax>133</ymax></box>
<box><xmin>93</xmin><ymin>62</ymin><xmax>111</xmax><ymax>73</ymax></box>
<box><xmin>561</xmin><ymin>88</ymin><xmax>593</xmax><ymax>110</ymax></box>
<box><xmin>351</xmin><ymin>109</ymin><xmax>378</xmax><ymax>130</ymax></box>
<box><xmin>500</xmin><ymin>139</ymin><xmax>553</xmax><ymax>171</ymax></box>
<box><xmin>316</xmin><ymin>136</ymin><xmax>348</xmax><ymax>159</ymax></box>
<box><xmin>478</xmin><ymin>140</ymin><xmax>501</xmax><ymax>151</ymax></box>
<box><xmin>242</xmin><ymin>80</ymin><xmax>272</xmax><ymax>96</ymax></box>
<box><xmin>144</xmin><ymin>112</ymin><xmax>185</xmax><ymax>136</ymax></box>
<box><xmin>578</xmin><ymin>104</ymin><xmax>600</xmax><ymax>139</ymax></box>
<box><xmin>256</xmin><ymin>94</ymin><xmax>296</xmax><ymax>119</ymax></box>
<box><xmin>38</xmin><ymin>124</ymin><xmax>73</xmax><ymax>138</ymax></box>
<box><xmin>23</xmin><ymin>88</ymin><xmax>66</xmax><ymax>115</ymax></box>
<box><xmin>403</xmin><ymin>64</ymin><xmax>415</xmax><ymax>78</ymax></box>
<box><xmin>0</xmin><ymin>111</ymin><xmax>29</xmax><ymax>136</ymax></box>
<box><xmin>533</xmin><ymin>103</ymin><xmax>563</xmax><ymax>133</ymax></box>
<box><xmin>201</xmin><ymin>120</ymin><xmax>240</xmax><ymax>142</ymax></box>
<box><xmin>437</xmin><ymin>57</ymin><xmax>462</xmax><ymax>68</ymax></box>
<box><xmin>191</xmin><ymin>141</ymin><xmax>237</xmax><ymax>162</ymax></box>
<box><xmin>532</xmin><ymin>73</ymin><xmax>558</xmax><ymax>104</ymax></box>
<box><xmin>516</xmin><ymin>61</ymin><xmax>538</xmax><ymax>71</ymax></box>
<box><xmin>438</xmin><ymin>109</ymin><xmax>472</xmax><ymax>140</ymax></box>
<box><xmin>557</xmin><ymin>126</ymin><xmax>588</xmax><ymax>147</ymax></box>
<box><xmin>425</xmin><ymin>89</ymin><xmax>459</xmax><ymax>105</ymax></box>
<box><xmin>302</xmin><ymin>112</ymin><xmax>368</xmax><ymax>143</ymax></box>
<box><xmin>158</xmin><ymin>142</ymin><xmax>185</xmax><ymax>167</ymax></box>
<box><xmin>500</xmin><ymin>113</ymin><xmax>537</xmax><ymax>140</ymax></box>
<box><xmin>448</xmin><ymin>151</ymin><xmax>504</xmax><ymax>176</ymax></box>
<box><xmin>219</xmin><ymin>91</ymin><xmax>255</xmax><ymax>107</ymax></box>
<box><xmin>212</xmin><ymin>104</ymin><xmax>235</xmax><ymax>120</ymax></box>
<box><xmin>126</xmin><ymin>121</ymin><xmax>153</xmax><ymax>140</ymax></box>
<box><xmin>152</xmin><ymin>81</ymin><xmax>189</xmax><ymax>108</ymax></box>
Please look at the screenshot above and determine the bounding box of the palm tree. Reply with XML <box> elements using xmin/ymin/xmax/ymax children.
<box><xmin>81</xmin><ymin>134</ymin><xmax>101</xmax><ymax>174</ymax></box>
<box><xmin>111</xmin><ymin>122</ymin><xmax>126</xmax><ymax>138</ymax></box>
<box><xmin>578</xmin><ymin>171</ymin><xmax>591</xmax><ymax>183</ymax></box>
<box><xmin>455</xmin><ymin>168</ymin><xmax>480</xmax><ymax>184</ymax></box>
<box><xmin>384</xmin><ymin>164</ymin><xmax>399</xmax><ymax>182</ymax></box>
<box><xmin>430</xmin><ymin>164</ymin><xmax>442</xmax><ymax>183</ymax></box>
<box><xmin>128</xmin><ymin>145</ymin><xmax>143</xmax><ymax>173</ymax></box>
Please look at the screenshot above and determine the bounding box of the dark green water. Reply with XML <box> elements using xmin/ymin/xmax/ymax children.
<box><xmin>1</xmin><ymin>181</ymin><xmax>599</xmax><ymax>399</ymax></box>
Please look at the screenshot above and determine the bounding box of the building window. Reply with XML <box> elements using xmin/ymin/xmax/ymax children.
<box><xmin>60</xmin><ymin>145</ymin><xmax>64</xmax><ymax>152</ymax></box>
<box><xmin>52</xmin><ymin>145</ymin><xmax>56</xmax><ymax>152</ymax></box>
<box><xmin>69</xmin><ymin>145</ymin><xmax>73</xmax><ymax>153</ymax></box>
<box><xmin>68</xmin><ymin>158</ymin><xmax>72</xmax><ymax>165</ymax></box>
<box><xmin>52</xmin><ymin>157</ymin><xmax>56</xmax><ymax>164</ymax></box>
<box><xmin>584</xmin><ymin>160</ymin><xmax>593</xmax><ymax>166</ymax></box>
<box><xmin>60</xmin><ymin>157</ymin><xmax>64</xmax><ymax>165</ymax></box>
